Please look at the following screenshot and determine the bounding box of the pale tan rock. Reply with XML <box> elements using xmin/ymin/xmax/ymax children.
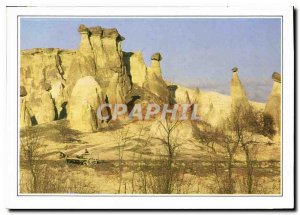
<box><xmin>20</xmin><ymin>98</ymin><xmax>32</xmax><ymax>128</ymax></box>
<box><xmin>30</xmin><ymin>91</ymin><xmax>56</xmax><ymax>124</ymax></box>
<box><xmin>42</xmin><ymin>82</ymin><xmax>52</xmax><ymax>91</ymax></box>
<box><xmin>174</xmin><ymin>82</ymin><xmax>264</xmax><ymax>127</ymax></box>
<box><xmin>88</xmin><ymin>26</ymin><xmax>130</xmax><ymax>104</ymax></box>
<box><xmin>68</xmin><ymin>76</ymin><xmax>104</xmax><ymax>132</ymax></box>
<box><xmin>265</xmin><ymin>72</ymin><xmax>281</xmax><ymax>129</ymax></box>
<box><xmin>101</xmin><ymin>28</ymin><xmax>124</xmax><ymax>69</ymax></box>
<box><xmin>230</xmin><ymin>67</ymin><xmax>249</xmax><ymax>108</ymax></box>
<box><xmin>106</xmin><ymin>73</ymin><xmax>128</xmax><ymax>104</ymax></box>
<box><xmin>144</xmin><ymin>53</ymin><xmax>169</xmax><ymax>102</ymax></box>
<box><xmin>203</xmin><ymin>102</ymin><xmax>224</xmax><ymax>127</ymax></box>
<box><xmin>50</xmin><ymin>81</ymin><xmax>67</xmax><ymax>117</ymax></box>
<box><xmin>70</xmin><ymin>100</ymin><xmax>98</xmax><ymax>132</ymax></box>
<box><xmin>78</xmin><ymin>24</ymin><xmax>93</xmax><ymax>55</ymax></box>
<box><xmin>20</xmin><ymin>48</ymin><xmax>63</xmax><ymax>94</ymax></box>
<box><xmin>89</xmin><ymin>26</ymin><xmax>107</xmax><ymax>70</ymax></box>
<box><xmin>20</xmin><ymin>25</ymin><xmax>132</xmax><ymax>124</ymax></box>
<box><xmin>124</xmin><ymin>51</ymin><xmax>147</xmax><ymax>87</ymax></box>
<box><xmin>149</xmin><ymin>52</ymin><xmax>163</xmax><ymax>78</ymax></box>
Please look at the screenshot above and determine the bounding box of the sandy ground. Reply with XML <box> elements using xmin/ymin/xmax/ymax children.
<box><xmin>19</xmin><ymin>118</ymin><xmax>281</xmax><ymax>194</ymax></box>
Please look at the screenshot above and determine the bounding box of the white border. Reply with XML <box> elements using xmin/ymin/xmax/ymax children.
<box><xmin>5</xmin><ymin>6</ymin><xmax>294</xmax><ymax>209</ymax></box>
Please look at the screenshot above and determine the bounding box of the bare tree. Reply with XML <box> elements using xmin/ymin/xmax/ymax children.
<box><xmin>193</xmin><ymin>122</ymin><xmax>238</xmax><ymax>194</ymax></box>
<box><xmin>156</xmin><ymin>119</ymin><xmax>183</xmax><ymax>194</ymax></box>
<box><xmin>113</xmin><ymin>127</ymin><xmax>132</xmax><ymax>194</ymax></box>
<box><xmin>227</xmin><ymin>104</ymin><xmax>275</xmax><ymax>194</ymax></box>
<box><xmin>21</xmin><ymin>127</ymin><xmax>44</xmax><ymax>193</ymax></box>
<box><xmin>130</xmin><ymin>124</ymin><xmax>152</xmax><ymax>194</ymax></box>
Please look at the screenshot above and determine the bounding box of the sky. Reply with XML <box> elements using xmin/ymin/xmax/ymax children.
<box><xmin>20</xmin><ymin>18</ymin><xmax>281</xmax><ymax>102</ymax></box>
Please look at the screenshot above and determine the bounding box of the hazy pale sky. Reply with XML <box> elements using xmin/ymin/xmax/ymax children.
<box><xmin>20</xmin><ymin>18</ymin><xmax>281</xmax><ymax>102</ymax></box>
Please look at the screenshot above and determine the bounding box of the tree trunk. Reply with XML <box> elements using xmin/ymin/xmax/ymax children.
<box><xmin>226</xmin><ymin>154</ymin><xmax>234</xmax><ymax>194</ymax></box>
<box><xmin>244</xmin><ymin>147</ymin><xmax>253</xmax><ymax>194</ymax></box>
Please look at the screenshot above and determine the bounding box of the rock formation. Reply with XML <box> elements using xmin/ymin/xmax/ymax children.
<box><xmin>230</xmin><ymin>67</ymin><xmax>249</xmax><ymax>109</ymax></box>
<box><xmin>50</xmin><ymin>81</ymin><xmax>67</xmax><ymax>119</ymax></box>
<box><xmin>20</xmin><ymin>24</ymin><xmax>133</xmax><ymax>130</ymax></box>
<box><xmin>123</xmin><ymin>51</ymin><xmax>147</xmax><ymax>88</ymax></box>
<box><xmin>143</xmin><ymin>53</ymin><xmax>169</xmax><ymax>101</ymax></box>
<box><xmin>68</xmin><ymin>76</ymin><xmax>104</xmax><ymax>132</ymax></box>
<box><xmin>30</xmin><ymin>91</ymin><xmax>56</xmax><ymax>124</ymax></box>
<box><xmin>123</xmin><ymin>51</ymin><xmax>170</xmax><ymax>103</ymax></box>
<box><xmin>265</xmin><ymin>72</ymin><xmax>281</xmax><ymax>129</ymax></box>
<box><xmin>20</xmin><ymin>86</ymin><xmax>32</xmax><ymax>128</ymax></box>
<box><xmin>78</xmin><ymin>24</ymin><xmax>94</xmax><ymax>55</ymax></box>
<box><xmin>149</xmin><ymin>53</ymin><xmax>163</xmax><ymax>78</ymax></box>
<box><xmin>20</xmin><ymin>24</ymin><xmax>270</xmax><ymax>133</ymax></box>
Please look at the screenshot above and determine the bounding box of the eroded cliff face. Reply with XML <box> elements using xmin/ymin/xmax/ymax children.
<box><xmin>20</xmin><ymin>24</ymin><xmax>171</xmax><ymax>131</ymax></box>
<box><xmin>123</xmin><ymin>51</ymin><xmax>169</xmax><ymax>103</ymax></box>
<box><xmin>123</xmin><ymin>51</ymin><xmax>147</xmax><ymax>88</ymax></box>
<box><xmin>20</xmin><ymin>25</ymin><xmax>132</xmax><ymax>129</ymax></box>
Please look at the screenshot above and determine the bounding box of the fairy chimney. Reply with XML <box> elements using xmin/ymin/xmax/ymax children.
<box><xmin>265</xmin><ymin>72</ymin><xmax>281</xmax><ymax>129</ymax></box>
<box><xmin>230</xmin><ymin>67</ymin><xmax>249</xmax><ymax>108</ymax></box>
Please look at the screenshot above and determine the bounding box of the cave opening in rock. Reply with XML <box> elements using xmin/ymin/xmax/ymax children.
<box><xmin>59</xmin><ymin>102</ymin><xmax>68</xmax><ymax>119</ymax></box>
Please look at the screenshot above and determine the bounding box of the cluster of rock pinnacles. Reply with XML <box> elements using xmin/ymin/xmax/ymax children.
<box><xmin>20</xmin><ymin>24</ymin><xmax>281</xmax><ymax>132</ymax></box>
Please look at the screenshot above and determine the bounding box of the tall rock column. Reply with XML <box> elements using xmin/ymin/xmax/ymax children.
<box><xmin>265</xmin><ymin>72</ymin><xmax>281</xmax><ymax>129</ymax></box>
<box><xmin>123</xmin><ymin>51</ymin><xmax>148</xmax><ymax>88</ymax></box>
<box><xmin>144</xmin><ymin>52</ymin><xmax>169</xmax><ymax>102</ymax></box>
<box><xmin>96</xmin><ymin>27</ymin><xmax>131</xmax><ymax>104</ymax></box>
<box><xmin>78</xmin><ymin>24</ymin><xmax>93</xmax><ymax>55</ymax></box>
<box><xmin>101</xmin><ymin>28</ymin><xmax>124</xmax><ymax>73</ymax></box>
<box><xmin>230</xmin><ymin>67</ymin><xmax>249</xmax><ymax>108</ymax></box>
<box><xmin>89</xmin><ymin>26</ymin><xmax>107</xmax><ymax>70</ymax></box>
<box><xmin>66</xmin><ymin>24</ymin><xmax>97</xmax><ymax>92</ymax></box>
<box><xmin>150</xmin><ymin>53</ymin><xmax>163</xmax><ymax>78</ymax></box>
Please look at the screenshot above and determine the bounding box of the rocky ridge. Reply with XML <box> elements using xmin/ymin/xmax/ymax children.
<box><xmin>20</xmin><ymin>24</ymin><xmax>280</xmax><ymax>132</ymax></box>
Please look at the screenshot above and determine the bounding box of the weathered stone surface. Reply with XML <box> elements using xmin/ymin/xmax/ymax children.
<box><xmin>272</xmin><ymin>72</ymin><xmax>281</xmax><ymax>83</ymax></box>
<box><xmin>151</xmin><ymin>53</ymin><xmax>162</xmax><ymax>61</ymax></box>
<box><xmin>78</xmin><ymin>24</ymin><xmax>93</xmax><ymax>55</ymax></box>
<box><xmin>144</xmin><ymin>53</ymin><xmax>169</xmax><ymax>101</ymax></box>
<box><xmin>78</xmin><ymin>24</ymin><xmax>89</xmax><ymax>33</ymax></box>
<box><xmin>20</xmin><ymin>98</ymin><xmax>32</xmax><ymax>127</ymax></box>
<box><xmin>43</xmin><ymin>82</ymin><xmax>52</xmax><ymax>91</ymax></box>
<box><xmin>21</xmin><ymin>48</ymin><xmax>64</xmax><ymax>94</ymax></box>
<box><xmin>103</xmin><ymin>28</ymin><xmax>124</xmax><ymax>41</ymax></box>
<box><xmin>123</xmin><ymin>51</ymin><xmax>147</xmax><ymax>87</ymax></box>
<box><xmin>20</xmin><ymin>86</ymin><xmax>27</xmax><ymax>97</ymax></box>
<box><xmin>68</xmin><ymin>76</ymin><xmax>104</xmax><ymax>132</ymax></box>
<box><xmin>89</xmin><ymin>26</ymin><xmax>103</xmax><ymax>36</ymax></box>
<box><xmin>50</xmin><ymin>81</ymin><xmax>67</xmax><ymax>118</ymax></box>
<box><xmin>20</xmin><ymin>24</ymin><xmax>269</xmax><ymax>133</ymax></box>
<box><xmin>30</xmin><ymin>91</ymin><xmax>56</xmax><ymax>124</ymax></box>
<box><xmin>106</xmin><ymin>73</ymin><xmax>126</xmax><ymax>104</ymax></box>
<box><xmin>203</xmin><ymin>103</ymin><xmax>223</xmax><ymax>127</ymax></box>
<box><xmin>265</xmin><ymin>72</ymin><xmax>281</xmax><ymax>129</ymax></box>
<box><xmin>230</xmin><ymin>67</ymin><xmax>249</xmax><ymax>108</ymax></box>
<box><xmin>20</xmin><ymin>25</ymin><xmax>132</xmax><ymax>128</ymax></box>
<box><xmin>148</xmin><ymin>52</ymin><xmax>163</xmax><ymax>78</ymax></box>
